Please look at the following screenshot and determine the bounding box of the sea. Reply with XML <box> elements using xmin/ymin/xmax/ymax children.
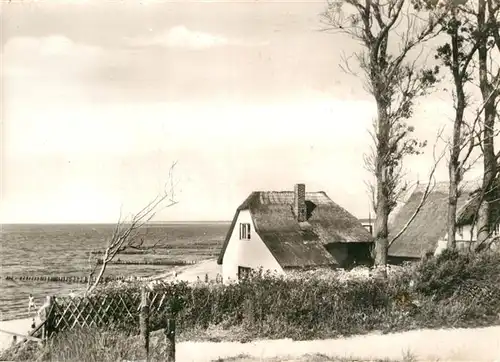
<box><xmin>0</xmin><ymin>222</ymin><xmax>229</xmax><ymax>321</ymax></box>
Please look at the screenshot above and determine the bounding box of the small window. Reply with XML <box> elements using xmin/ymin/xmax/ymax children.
<box><xmin>458</xmin><ymin>225</ymin><xmax>464</xmax><ymax>238</ymax></box>
<box><xmin>362</xmin><ymin>224</ymin><xmax>373</xmax><ymax>235</ymax></box>
<box><xmin>239</xmin><ymin>223</ymin><xmax>251</xmax><ymax>240</ymax></box>
<box><xmin>495</xmin><ymin>223</ymin><xmax>500</xmax><ymax>235</ymax></box>
<box><xmin>238</xmin><ymin>266</ymin><xmax>252</xmax><ymax>280</ymax></box>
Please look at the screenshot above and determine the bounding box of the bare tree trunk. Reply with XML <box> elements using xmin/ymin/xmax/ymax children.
<box><xmin>477</xmin><ymin>130</ymin><xmax>495</xmax><ymax>244</ymax></box>
<box><xmin>446</xmin><ymin>5</ymin><xmax>469</xmax><ymax>251</ymax></box>
<box><xmin>476</xmin><ymin>0</ymin><xmax>498</xmax><ymax>245</ymax></box>
<box><xmin>374</xmin><ymin>99</ymin><xmax>390</xmax><ymax>267</ymax></box>
<box><xmin>447</xmin><ymin>95</ymin><xmax>463</xmax><ymax>250</ymax></box>
<box><xmin>447</xmin><ymin>171</ymin><xmax>459</xmax><ymax>249</ymax></box>
<box><xmin>374</xmin><ymin>201</ymin><xmax>389</xmax><ymax>266</ymax></box>
<box><xmin>86</xmin><ymin>249</ymin><xmax>110</xmax><ymax>296</ymax></box>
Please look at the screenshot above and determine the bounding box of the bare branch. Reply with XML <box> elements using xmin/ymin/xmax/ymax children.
<box><xmin>389</xmin><ymin>127</ymin><xmax>447</xmax><ymax>246</ymax></box>
<box><xmin>85</xmin><ymin>250</ymin><xmax>98</xmax><ymax>294</ymax></box>
<box><xmin>85</xmin><ymin>162</ymin><xmax>179</xmax><ymax>295</ymax></box>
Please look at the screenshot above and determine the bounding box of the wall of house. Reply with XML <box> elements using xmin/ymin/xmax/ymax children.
<box><xmin>222</xmin><ymin>209</ymin><xmax>284</xmax><ymax>282</ymax></box>
<box><xmin>435</xmin><ymin>224</ymin><xmax>500</xmax><ymax>256</ymax></box>
<box><xmin>324</xmin><ymin>243</ymin><xmax>348</xmax><ymax>266</ymax></box>
<box><xmin>388</xmin><ymin>256</ymin><xmax>419</xmax><ymax>265</ymax></box>
<box><xmin>361</xmin><ymin>223</ymin><xmax>374</xmax><ymax>236</ymax></box>
<box><xmin>323</xmin><ymin>242</ymin><xmax>374</xmax><ymax>268</ymax></box>
<box><xmin>345</xmin><ymin>243</ymin><xmax>374</xmax><ymax>267</ymax></box>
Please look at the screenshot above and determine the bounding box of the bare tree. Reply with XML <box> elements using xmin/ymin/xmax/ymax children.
<box><xmin>322</xmin><ymin>0</ymin><xmax>446</xmax><ymax>268</ymax></box>
<box><xmin>85</xmin><ymin>162</ymin><xmax>178</xmax><ymax>296</ymax></box>
<box><xmin>434</xmin><ymin>0</ymin><xmax>500</xmax><ymax>249</ymax></box>
<box><xmin>476</xmin><ymin>0</ymin><xmax>500</xmax><ymax>244</ymax></box>
<box><xmin>466</xmin><ymin>85</ymin><xmax>500</xmax><ymax>250</ymax></box>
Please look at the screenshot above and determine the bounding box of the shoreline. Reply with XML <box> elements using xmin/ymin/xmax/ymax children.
<box><xmin>0</xmin><ymin>260</ymin><xmax>221</xmax><ymax>352</ymax></box>
<box><xmin>0</xmin><ymin>317</ymin><xmax>39</xmax><ymax>352</ymax></box>
<box><xmin>0</xmin><ymin>258</ymin><xmax>222</xmax><ymax>322</ymax></box>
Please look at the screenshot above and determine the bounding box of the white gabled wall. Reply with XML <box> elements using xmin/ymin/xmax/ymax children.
<box><xmin>222</xmin><ymin>209</ymin><xmax>284</xmax><ymax>282</ymax></box>
<box><xmin>436</xmin><ymin>224</ymin><xmax>500</xmax><ymax>255</ymax></box>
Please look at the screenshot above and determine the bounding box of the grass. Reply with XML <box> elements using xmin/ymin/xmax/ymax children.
<box><xmin>0</xmin><ymin>330</ymin><xmax>421</xmax><ymax>362</ymax></box>
<box><xmin>1</xmin><ymin>328</ymin><xmax>172</xmax><ymax>362</ymax></box>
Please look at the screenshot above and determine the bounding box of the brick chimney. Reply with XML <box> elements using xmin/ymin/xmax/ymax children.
<box><xmin>294</xmin><ymin>183</ymin><xmax>307</xmax><ymax>222</ymax></box>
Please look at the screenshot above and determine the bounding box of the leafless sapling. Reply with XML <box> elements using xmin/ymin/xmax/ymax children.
<box><xmin>85</xmin><ymin>162</ymin><xmax>178</xmax><ymax>296</ymax></box>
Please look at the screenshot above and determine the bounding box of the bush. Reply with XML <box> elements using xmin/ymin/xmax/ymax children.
<box><xmin>74</xmin><ymin>267</ymin><xmax>418</xmax><ymax>340</ymax></box>
<box><xmin>47</xmin><ymin>251</ymin><xmax>500</xmax><ymax>340</ymax></box>
<box><xmin>414</xmin><ymin>249</ymin><xmax>500</xmax><ymax>299</ymax></box>
<box><xmin>411</xmin><ymin>249</ymin><xmax>500</xmax><ymax>328</ymax></box>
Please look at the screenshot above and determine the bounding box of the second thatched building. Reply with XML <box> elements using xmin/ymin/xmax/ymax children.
<box><xmin>388</xmin><ymin>180</ymin><xmax>500</xmax><ymax>263</ymax></box>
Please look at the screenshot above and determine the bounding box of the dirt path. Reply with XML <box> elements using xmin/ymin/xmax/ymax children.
<box><xmin>176</xmin><ymin>326</ymin><xmax>500</xmax><ymax>362</ymax></box>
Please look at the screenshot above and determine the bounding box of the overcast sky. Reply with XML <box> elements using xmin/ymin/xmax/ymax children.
<box><xmin>1</xmin><ymin>0</ymin><xmax>464</xmax><ymax>223</ymax></box>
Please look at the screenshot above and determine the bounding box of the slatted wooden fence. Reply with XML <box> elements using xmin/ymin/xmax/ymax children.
<box><xmin>24</xmin><ymin>289</ymin><xmax>178</xmax><ymax>361</ymax></box>
<box><xmin>44</xmin><ymin>289</ymin><xmax>174</xmax><ymax>335</ymax></box>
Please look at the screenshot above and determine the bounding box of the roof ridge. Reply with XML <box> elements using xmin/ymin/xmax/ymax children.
<box><xmin>254</xmin><ymin>190</ymin><xmax>327</xmax><ymax>194</ymax></box>
<box><xmin>413</xmin><ymin>179</ymin><xmax>482</xmax><ymax>194</ymax></box>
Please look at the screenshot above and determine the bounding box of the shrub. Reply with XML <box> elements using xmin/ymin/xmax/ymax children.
<box><xmin>414</xmin><ymin>249</ymin><xmax>500</xmax><ymax>303</ymax></box>
<box><xmin>81</xmin><ymin>269</ymin><xmax>416</xmax><ymax>340</ymax></box>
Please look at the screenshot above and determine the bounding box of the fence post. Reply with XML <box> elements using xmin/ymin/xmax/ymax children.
<box><xmin>139</xmin><ymin>287</ymin><xmax>150</xmax><ymax>360</ymax></box>
<box><xmin>164</xmin><ymin>318</ymin><xmax>176</xmax><ymax>362</ymax></box>
<box><xmin>41</xmin><ymin>296</ymin><xmax>54</xmax><ymax>341</ymax></box>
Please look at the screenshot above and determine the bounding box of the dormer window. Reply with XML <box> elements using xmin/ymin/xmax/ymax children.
<box><xmin>239</xmin><ymin>223</ymin><xmax>251</xmax><ymax>240</ymax></box>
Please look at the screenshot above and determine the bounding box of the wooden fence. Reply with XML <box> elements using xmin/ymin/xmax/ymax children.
<box><xmin>27</xmin><ymin>288</ymin><xmax>177</xmax><ymax>361</ymax></box>
<box><xmin>45</xmin><ymin>290</ymin><xmax>175</xmax><ymax>333</ymax></box>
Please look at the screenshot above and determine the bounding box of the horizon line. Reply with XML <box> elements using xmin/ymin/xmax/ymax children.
<box><xmin>1</xmin><ymin>220</ymin><xmax>232</xmax><ymax>225</ymax></box>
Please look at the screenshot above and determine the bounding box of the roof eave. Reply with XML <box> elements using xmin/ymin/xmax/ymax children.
<box><xmin>217</xmin><ymin>192</ymin><xmax>257</xmax><ymax>264</ymax></box>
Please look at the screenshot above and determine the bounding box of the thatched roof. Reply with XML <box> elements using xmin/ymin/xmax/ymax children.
<box><xmin>456</xmin><ymin>179</ymin><xmax>500</xmax><ymax>226</ymax></box>
<box><xmin>388</xmin><ymin>180</ymin><xmax>482</xmax><ymax>258</ymax></box>
<box><xmin>217</xmin><ymin>190</ymin><xmax>374</xmax><ymax>268</ymax></box>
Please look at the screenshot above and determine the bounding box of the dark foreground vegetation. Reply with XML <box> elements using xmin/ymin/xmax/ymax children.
<box><xmin>2</xmin><ymin>250</ymin><xmax>500</xmax><ymax>361</ymax></box>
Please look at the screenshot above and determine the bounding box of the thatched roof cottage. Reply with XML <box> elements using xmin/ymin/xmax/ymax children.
<box><xmin>388</xmin><ymin>180</ymin><xmax>500</xmax><ymax>263</ymax></box>
<box><xmin>217</xmin><ymin>184</ymin><xmax>374</xmax><ymax>282</ymax></box>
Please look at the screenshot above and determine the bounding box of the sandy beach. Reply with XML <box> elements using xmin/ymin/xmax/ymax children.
<box><xmin>0</xmin><ymin>317</ymin><xmax>40</xmax><ymax>352</ymax></box>
<box><xmin>149</xmin><ymin>258</ymin><xmax>222</xmax><ymax>283</ymax></box>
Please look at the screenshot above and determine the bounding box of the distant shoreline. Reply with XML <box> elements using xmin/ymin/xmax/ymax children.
<box><xmin>1</xmin><ymin>221</ymin><xmax>231</xmax><ymax>226</ymax></box>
